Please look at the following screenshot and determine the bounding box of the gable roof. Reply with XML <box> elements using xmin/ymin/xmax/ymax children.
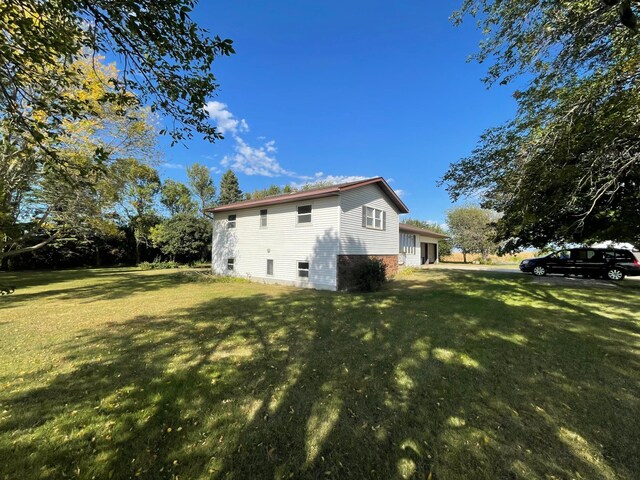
<box><xmin>205</xmin><ymin>177</ymin><xmax>409</xmax><ymax>214</ymax></box>
<box><xmin>399</xmin><ymin>223</ymin><xmax>449</xmax><ymax>239</ymax></box>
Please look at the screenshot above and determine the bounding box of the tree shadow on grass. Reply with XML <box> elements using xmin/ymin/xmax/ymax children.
<box><xmin>0</xmin><ymin>268</ymin><xmax>195</xmax><ymax>309</ymax></box>
<box><xmin>1</xmin><ymin>271</ymin><xmax>640</xmax><ymax>479</ymax></box>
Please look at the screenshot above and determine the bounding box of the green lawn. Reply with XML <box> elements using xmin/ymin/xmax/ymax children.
<box><xmin>1</xmin><ymin>268</ymin><xmax>639</xmax><ymax>479</ymax></box>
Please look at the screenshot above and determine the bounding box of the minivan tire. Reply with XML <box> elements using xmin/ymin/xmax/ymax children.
<box><xmin>532</xmin><ymin>266</ymin><xmax>546</xmax><ymax>276</ymax></box>
<box><xmin>607</xmin><ymin>268</ymin><xmax>625</xmax><ymax>281</ymax></box>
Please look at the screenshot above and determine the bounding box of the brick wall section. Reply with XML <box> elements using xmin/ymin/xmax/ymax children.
<box><xmin>337</xmin><ymin>254</ymin><xmax>398</xmax><ymax>290</ymax></box>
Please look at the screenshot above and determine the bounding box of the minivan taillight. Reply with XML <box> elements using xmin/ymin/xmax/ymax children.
<box><xmin>635</xmin><ymin>259</ymin><xmax>639</xmax><ymax>267</ymax></box>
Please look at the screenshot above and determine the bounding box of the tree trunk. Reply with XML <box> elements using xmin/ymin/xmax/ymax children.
<box><xmin>135</xmin><ymin>241</ymin><xmax>141</xmax><ymax>265</ymax></box>
<box><xmin>463</xmin><ymin>250</ymin><xmax>467</xmax><ymax>264</ymax></box>
<box><xmin>95</xmin><ymin>245</ymin><xmax>102</xmax><ymax>267</ymax></box>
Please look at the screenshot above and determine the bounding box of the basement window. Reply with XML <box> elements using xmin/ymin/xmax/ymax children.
<box><xmin>267</xmin><ymin>259</ymin><xmax>274</xmax><ymax>276</ymax></box>
<box><xmin>297</xmin><ymin>261</ymin><xmax>309</xmax><ymax>278</ymax></box>
<box><xmin>227</xmin><ymin>258</ymin><xmax>234</xmax><ymax>271</ymax></box>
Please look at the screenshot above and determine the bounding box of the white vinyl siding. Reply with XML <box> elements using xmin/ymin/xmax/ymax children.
<box><xmin>400</xmin><ymin>233</ymin><xmax>419</xmax><ymax>266</ymax></box>
<box><xmin>400</xmin><ymin>232</ymin><xmax>441</xmax><ymax>267</ymax></box>
<box><xmin>212</xmin><ymin>196</ymin><xmax>340</xmax><ymax>290</ymax></box>
<box><xmin>339</xmin><ymin>184</ymin><xmax>399</xmax><ymax>255</ymax></box>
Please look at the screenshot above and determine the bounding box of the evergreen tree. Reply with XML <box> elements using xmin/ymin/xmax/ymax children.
<box><xmin>217</xmin><ymin>170</ymin><xmax>243</xmax><ymax>205</ymax></box>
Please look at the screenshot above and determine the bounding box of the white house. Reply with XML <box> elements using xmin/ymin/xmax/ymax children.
<box><xmin>206</xmin><ymin>177</ymin><xmax>446</xmax><ymax>291</ymax></box>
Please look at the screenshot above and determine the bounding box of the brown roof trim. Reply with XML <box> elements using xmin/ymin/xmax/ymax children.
<box><xmin>399</xmin><ymin>223</ymin><xmax>449</xmax><ymax>239</ymax></box>
<box><xmin>205</xmin><ymin>177</ymin><xmax>410</xmax><ymax>214</ymax></box>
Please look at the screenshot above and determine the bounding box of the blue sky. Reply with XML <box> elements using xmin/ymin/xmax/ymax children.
<box><xmin>157</xmin><ymin>0</ymin><xmax>518</xmax><ymax>224</ymax></box>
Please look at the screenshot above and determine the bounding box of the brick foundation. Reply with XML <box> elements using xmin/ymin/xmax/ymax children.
<box><xmin>337</xmin><ymin>254</ymin><xmax>398</xmax><ymax>290</ymax></box>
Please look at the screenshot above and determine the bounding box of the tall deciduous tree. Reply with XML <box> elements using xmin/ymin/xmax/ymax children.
<box><xmin>187</xmin><ymin>163</ymin><xmax>216</xmax><ymax>212</ymax></box>
<box><xmin>1</xmin><ymin>0</ymin><xmax>234</xmax><ymax>173</ymax></box>
<box><xmin>446</xmin><ymin>207</ymin><xmax>498</xmax><ymax>263</ymax></box>
<box><xmin>0</xmin><ymin>56</ymin><xmax>157</xmax><ymax>263</ymax></box>
<box><xmin>245</xmin><ymin>184</ymin><xmax>285</xmax><ymax>200</ymax></box>
<box><xmin>443</xmin><ymin>0</ymin><xmax>640</xmax><ymax>249</ymax></box>
<box><xmin>161</xmin><ymin>179</ymin><xmax>196</xmax><ymax>216</ymax></box>
<box><xmin>150</xmin><ymin>214</ymin><xmax>211</xmax><ymax>262</ymax></box>
<box><xmin>217</xmin><ymin>169</ymin><xmax>243</xmax><ymax>206</ymax></box>
<box><xmin>118</xmin><ymin>159</ymin><xmax>161</xmax><ymax>264</ymax></box>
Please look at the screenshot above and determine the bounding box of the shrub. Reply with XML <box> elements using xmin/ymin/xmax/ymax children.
<box><xmin>138</xmin><ymin>258</ymin><xmax>181</xmax><ymax>270</ymax></box>
<box><xmin>176</xmin><ymin>270</ymin><xmax>248</xmax><ymax>284</ymax></box>
<box><xmin>348</xmin><ymin>258</ymin><xmax>387</xmax><ymax>292</ymax></box>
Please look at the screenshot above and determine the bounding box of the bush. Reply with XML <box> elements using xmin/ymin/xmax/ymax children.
<box><xmin>347</xmin><ymin>258</ymin><xmax>387</xmax><ymax>292</ymax></box>
<box><xmin>139</xmin><ymin>258</ymin><xmax>181</xmax><ymax>270</ymax></box>
<box><xmin>175</xmin><ymin>270</ymin><xmax>248</xmax><ymax>284</ymax></box>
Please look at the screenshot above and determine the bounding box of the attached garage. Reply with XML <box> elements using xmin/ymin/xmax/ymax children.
<box><xmin>398</xmin><ymin>223</ymin><xmax>449</xmax><ymax>267</ymax></box>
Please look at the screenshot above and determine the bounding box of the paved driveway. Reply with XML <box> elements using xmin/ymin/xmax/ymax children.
<box><xmin>430</xmin><ymin>263</ymin><xmax>640</xmax><ymax>287</ymax></box>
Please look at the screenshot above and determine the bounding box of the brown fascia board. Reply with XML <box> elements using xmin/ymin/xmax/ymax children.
<box><xmin>204</xmin><ymin>189</ymin><xmax>341</xmax><ymax>213</ymax></box>
<box><xmin>205</xmin><ymin>177</ymin><xmax>410</xmax><ymax>214</ymax></box>
<box><xmin>399</xmin><ymin>223</ymin><xmax>449</xmax><ymax>239</ymax></box>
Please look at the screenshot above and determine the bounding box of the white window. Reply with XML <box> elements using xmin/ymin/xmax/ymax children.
<box><xmin>260</xmin><ymin>209</ymin><xmax>268</xmax><ymax>227</ymax></box>
<box><xmin>267</xmin><ymin>259</ymin><xmax>274</xmax><ymax>276</ymax></box>
<box><xmin>297</xmin><ymin>261</ymin><xmax>309</xmax><ymax>278</ymax></box>
<box><xmin>227</xmin><ymin>214</ymin><xmax>236</xmax><ymax>229</ymax></box>
<box><xmin>227</xmin><ymin>258</ymin><xmax>234</xmax><ymax>271</ymax></box>
<box><xmin>297</xmin><ymin>205</ymin><xmax>312</xmax><ymax>224</ymax></box>
<box><xmin>365</xmin><ymin>206</ymin><xmax>384</xmax><ymax>230</ymax></box>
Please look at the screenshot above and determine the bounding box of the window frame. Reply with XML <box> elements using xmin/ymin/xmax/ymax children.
<box><xmin>297</xmin><ymin>260</ymin><xmax>310</xmax><ymax>279</ymax></box>
<box><xmin>227</xmin><ymin>214</ymin><xmax>236</xmax><ymax>229</ymax></box>
<box><xmin>266</xmin><ymin>259</ymin><xmax>274</xmax><ymax>276</ymax></box>
<box><xmin>365</xmin><ymin>206</ymin><xmax>385</xmax><ymax>230</ymax></box>
<box><xmin>227</xmin><ymin>258</ymin><xmax>235</xmax><ymax>271</ymax></box>
<box><xmin>259</xmin><ymin>209</ymin><xmax>268</xmax><ymax>228</ymax></box>
<box><xmin>297</xmin><ymin>204</ymin><xmax>312</xmax><ymax>225</ymax></box>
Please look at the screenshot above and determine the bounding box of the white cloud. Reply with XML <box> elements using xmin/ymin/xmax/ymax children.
<box><xmin>203</xmin><ymin>102</ymin><xmax>387</xmax><ymax>192</ymax></box>
<box><xmin>289</xmin><ymin>174</ymin><xmax>368</xmax><ymax>190</ymax></box>
<box><xmin>394</xmin><ymin>189</ymin><xmax>406</xmax><ymax>197</ymax></box>
<box><xmin>204</xmin><ymin>101</ymin><xmax>249</xmax><ymax>135</ymax></box>
<box><xmin>162</xmin><ymin>162</ymin><xmax>184</xmax><ymax>169</ymax></box>
<box><xmin>221</xmin><ymin>137</ymin><xmax>296</xmax><ymax>177</ymax></box>
<box><xmin>210</xmin><ymin>166</ymin><xmax>222</xmax><ymax>174</ymax></box>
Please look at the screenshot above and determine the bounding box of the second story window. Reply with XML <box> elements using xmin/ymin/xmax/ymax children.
<box><xmin>260</xmin><ymin>209</ymin><xmax>268</xmax><ymax>227</ymax></box>
<box><xmin>227</xmin><ymin>214</ymin><xmax>236</xmax><ymax>228</ymax></box>
<box><xmin>297</xmin><ymin>205</ymin><xmax>312</xmax><ymax>224</ymax></box>
<box><xmin>364</xmin><ymin>206</ymin><xmax>385</xmax><ymax>230</ymax></box>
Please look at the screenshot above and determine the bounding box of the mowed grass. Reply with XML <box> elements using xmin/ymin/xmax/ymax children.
<box><xmin>1</xmin><ymin>268</ymin><xmax>639</xmax><ymax>479</ymax></box>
